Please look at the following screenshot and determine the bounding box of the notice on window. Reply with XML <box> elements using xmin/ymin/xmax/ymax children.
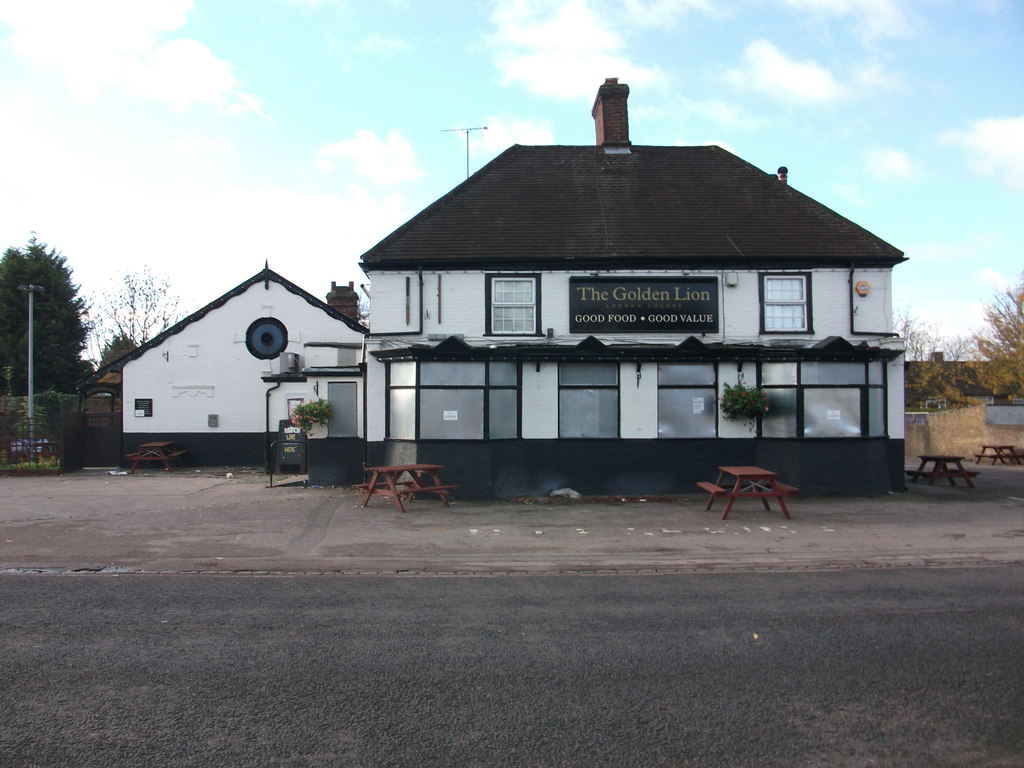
<box><xmin>827</xmin><ymin>409</ymin><xmax>841</xmax><ymax>420</ymax></box>
<box><xmin>443</xmin><ymin>410</ymin><xmax>459</xmax><ymax>421</ymax></box>
<box><xmin>692</xmin><ymin>397</ymin><xmax>705</xmax><ymax>414</ymax></box>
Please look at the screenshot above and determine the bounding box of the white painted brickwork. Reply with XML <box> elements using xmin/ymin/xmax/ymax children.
<box><xmin>364</xmin><ymin>267</ymin><xmax>903</xmax><ymax>442</ymax></box>
<box><xmin>123</xmin><ymin>281</ymin><xmax>364</xmax><ymax>434</ymax></box>
<box><xmin>366</xmin><ymin>268</ymin><xmax>894</xmax><ymax>341</ymax></box>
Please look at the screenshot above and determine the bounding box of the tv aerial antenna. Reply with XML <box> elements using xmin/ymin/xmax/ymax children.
<box><xmin>442</xmin><ymin>125</ymin><xmax>487</xmax><ymax>178</ymax></box>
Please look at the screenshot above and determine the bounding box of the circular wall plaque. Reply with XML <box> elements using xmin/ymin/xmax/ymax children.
<box><xmin>245</xmin><ymin>317</ymin><xmax>288</xmax><ymax>359</ymax></box>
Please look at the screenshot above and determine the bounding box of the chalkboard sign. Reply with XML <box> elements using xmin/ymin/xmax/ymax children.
<box><xmin>275</xmin><ymin>419</ymin><xmax>307</xmax><ymax>473</ymax></box>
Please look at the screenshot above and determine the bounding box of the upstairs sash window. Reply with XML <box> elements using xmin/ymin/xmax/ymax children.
<box><xmin>762</xmin><ymin>274</ymin><xmax>810</xmax><ymax>332</ymax></box>
<box><xmin>487</xmin><ymin>275</ymin><xmax>539</xmax><ymax>335</ymax></box>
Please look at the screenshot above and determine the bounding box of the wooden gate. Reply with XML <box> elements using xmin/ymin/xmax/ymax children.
<box><xmin>64</xmin><ymin>412</ymin><xmax>123</xmax><ymax>469</ymax></box>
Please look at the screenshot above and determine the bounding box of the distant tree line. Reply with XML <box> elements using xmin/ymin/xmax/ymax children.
<box><xmin>1</xmin><ymin>235</ymin><xmax>182</xmax><ymax>404</ymax></box>
<box><xmin>899</xmin><ymin>273</ymin><xmax>1024</xmax><ymax>409</ymax></box>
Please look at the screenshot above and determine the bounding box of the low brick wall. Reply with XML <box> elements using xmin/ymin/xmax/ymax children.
<box><xmin>905</xmin><ymin>405</ymin><xmax>1024</xmax><ymax>459</ymax></box>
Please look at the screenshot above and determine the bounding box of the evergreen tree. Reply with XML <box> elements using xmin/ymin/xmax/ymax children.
<box><xmin>0</xmin><ymin>235</ymin><xmax>92</xmax><ymax>395</ymax></box>
<box><xmin>99</xmin><ymin>332</ymin><xmax>138</xmax><ymax>367</ymax></box>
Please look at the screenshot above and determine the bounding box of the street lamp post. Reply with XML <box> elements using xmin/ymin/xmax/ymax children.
<box><xmin>17</xmin><ymin>284</ymin><xmax>46</xmax><ymax>453</ymax></box>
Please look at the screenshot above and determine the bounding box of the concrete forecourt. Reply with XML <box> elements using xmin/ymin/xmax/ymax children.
<box><xmin>2</xmin><ymin>464</ymin><xmax>1022</xmax><ymax>575</ymax></box>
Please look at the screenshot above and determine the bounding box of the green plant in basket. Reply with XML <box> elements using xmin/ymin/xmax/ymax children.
<box><xmin>720</xmin><ymin>381</ymin><xmax>769</xmax><ymax>420</ymax></box>
<box><xmin>291</xmin><ymin>399</ymin><xmax>332</xmax><ymax>432</ymax></box>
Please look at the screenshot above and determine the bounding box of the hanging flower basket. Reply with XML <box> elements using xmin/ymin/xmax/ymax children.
<box><xmin>291</xmin><ymin>399</ymin><xmax>332</xmax><ymax>433</ymax></box>
<box><xmin>720</xmin><ymin>382</ymin><xmax>769</xmax><ymax>421</ymax></box>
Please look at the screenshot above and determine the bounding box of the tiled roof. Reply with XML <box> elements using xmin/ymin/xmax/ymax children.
<box><xmin>360</xmin><ymin>145</ymin><xmax>904</xmax><ymax>270</ymax></box>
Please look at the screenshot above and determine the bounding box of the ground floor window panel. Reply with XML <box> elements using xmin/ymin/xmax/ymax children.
<box><xmin>387</xmin><ymin>361</ymin><xmax>519</xmax><ymax>439</ymax></box>
<box><xmin>658</xmin><ymin>364</ymin><xmax>717</xmax><ymax>437</ymax></box>
<box><xmin>803</xmin><ymin>387</ymin><xmax>862</xmax><ymax>437</ymax></box>
<box><xmin>558</xmin><ymin>363</ymin><xmax>618</xmax><ymax>438</ymax></box>
<box><xmin>761</xmin><ymin>361</ymin><xmax>886</xmax><ymax>438</ymax></box>
<box><xmin>326</xmin><ymin>382</ymin><xmax>359</xmax><ymax>437</ymax></box>
<box><xmin>762</xmin><ymin>387</ymin><xmax>798</xmax><ymax>437</ymax></box>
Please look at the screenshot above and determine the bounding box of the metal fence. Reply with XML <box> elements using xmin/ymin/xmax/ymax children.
<box><xmin>0</xmin><ymin>407</ymin><xmax>64</xmax><ymax>469</ymax></box>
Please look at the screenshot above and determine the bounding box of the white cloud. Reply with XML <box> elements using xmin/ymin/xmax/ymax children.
<box><xmin>357</xmin><ymin>33</ymin><xmax>411</xmax><ymax>58</ymax></box>
<box><xmin>680</xmin><ymin>98</ymin><xmax>760</xmax><ymax>129</ymax></box>
<box><xmin>164</xmin><ymin>133</ymin><xmax>235</xmax><ymax>153</ymax></box>
<box><xmin>852</xmin><ymin>62</ymin><xmax>905</xmax><ymax>93</ymax></box>
<box><xmin>478</xmin><ymin>116</ymin><xmax>555</xmax><ymax>151</ymax></box>
<box><xmin>616</xmin><ymin>0</ymin><xmax>721</xmax><ymax>26</ymax></box>
<box><xmin>724</xmin><ymin>40</ymin><xmax>846</xmax><ymax>106</ymax></box>
<box><xmin>0</xmin><ymin>100</ymin><xmax>406</xmax><ymax>314</ymax></box>
<box><xmin>489</xmin><ymin>0</ymin><xmax>666</xmax><ymax>99</ymax></box>
<box><xmin>864</xmin><ymin>147</ymin><xmax>919</xmax><ymax>182</ymax></box>
<box><xmin>317</xmin><ymin>129</ymin><xmax>423</xmax><ymax>187</ymax></box>
<box><xmin>940</xmin><ymin>116</ymin><xmax>1024</xmax><ymax>191</ymax></box>
<box><xmin>976</xmin><ymin>267</ymin><xmax>1012</xmax><ymax>293</ymax></box>
<box><xmin>781</xmin><ymin>0</ymin><xmax>912</xmax><ymax>42</ymax></box>
<box><xmin>0</xmin><ymin>0</ymin><xmax>262</xmax><ymax>113</ymax></box>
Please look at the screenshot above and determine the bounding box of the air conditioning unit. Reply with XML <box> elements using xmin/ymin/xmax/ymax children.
<box><xmin>278</xmin><ymin>352</ymin><xmax>300</xmax><ymax>373</ymax></box>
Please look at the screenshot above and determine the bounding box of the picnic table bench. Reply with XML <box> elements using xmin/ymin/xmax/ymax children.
<box><xmin>124</xmin><ymin>441</ymin><xmax>188</xmax><ymax>473</ymax></box>
<box><xmin>973</xmin><ymin>445</ymin><xmax>1023</xmax><ymax>465</ymax></box>
<box><xmin>905</xmin><ymin>455</ymin><xmax>978</xmax><ymax>487</ymax></box>
<box><xmin>356</xmin><ymin>464</ymin><xmax>458</xmax><ymax>513</ymax></box>
<box><xmin>697</xmin><ymin>466</ymin><xmax>799</xmax><ymax>520</ymax></box>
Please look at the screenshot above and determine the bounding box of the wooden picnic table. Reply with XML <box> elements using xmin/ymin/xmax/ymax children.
<box><xmin>355</xmin><ymin>464</ymin><xmax>458</xmax><ymax>513</ymax></box>
<box><xmin>124</xmin><ymin>441</ymin><xmax>188</xmax><ymax>473</ymax></box>
<box><xmin>697</xmin><ymin>465</ymin><xmax>799</xmax><ymax>520</ymax></box>
<box><xmin>905</xmin><ymin>455</ymin><xmax>978</xmax><ymax>487</ymax></box>
<box><xmin>974</xmin><ymin>445</ymin><xmax>1023</xmax><ymax>465</ymax></box>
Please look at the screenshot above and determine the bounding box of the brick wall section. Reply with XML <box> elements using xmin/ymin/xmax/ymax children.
<box><xmin>592</xmin><ymin>78</ymin><xmax>630</xmax><ymax>146</ymax></box>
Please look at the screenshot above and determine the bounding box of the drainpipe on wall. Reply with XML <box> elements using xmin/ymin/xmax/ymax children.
<box><xmin>848</xmin><ymin>265</ymin><xmax>856</xmax><ymax>334</ymax></box>
<box><xmin>264</xmin><ymin>380</ymin><xmax>282</xmax><ymax>471</ymax></box>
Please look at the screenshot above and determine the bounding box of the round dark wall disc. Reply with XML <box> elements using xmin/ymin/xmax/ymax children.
<box><xmin>245</xmin><ymin>317</ymin><xmax>288</xmax><ymax>359</ymax></box>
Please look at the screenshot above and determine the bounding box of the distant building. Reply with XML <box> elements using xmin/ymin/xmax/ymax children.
<box><xmin>77</xmin><ymin>268</ymin><xmax>367</xmax><ymax>484</ymax></box>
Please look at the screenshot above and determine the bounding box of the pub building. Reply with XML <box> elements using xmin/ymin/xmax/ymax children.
<box><xmin>357</xmin><ymin>78</ymin><xmax>907</xmax><ymax>499</ymax></box>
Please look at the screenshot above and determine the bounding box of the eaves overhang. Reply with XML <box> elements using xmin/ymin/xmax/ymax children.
<box><xmin>370</xmin><ymin>335</ymin><xmax>902</xmax><ymax>364</ymax></box>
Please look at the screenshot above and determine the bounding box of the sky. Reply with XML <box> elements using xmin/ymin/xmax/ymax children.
<box><xmin>1</xmin><ymin>0</ymin><xmax>1021</xmax><ymax>349</ymax></box>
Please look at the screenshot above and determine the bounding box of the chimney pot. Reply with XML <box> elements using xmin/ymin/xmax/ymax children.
<box><xmin>777</xmin><ymin>166</ymin><xmax>788</xmax><ymax>184</ymax></box>
<box><xmin>326</xmin><ymin>280</ymin><xmax>361</xmax><ymax>322</ymax></box>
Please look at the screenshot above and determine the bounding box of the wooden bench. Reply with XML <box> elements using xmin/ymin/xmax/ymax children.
<box><xmin>906</xmin><ymin>455</ymin><xmax>978</xmax><ymax>488</ymax></box>
<box><xmin>696</xmin><ymin>481</ymin><xmax>727</xmax><ymax>497</ymax></box>
<box><xmin>973</xmin><ymin>445</ymin><xmax>1023</xmax><ymax>465</ymax></box>
<box><xmin>357</xmin><ymin>464</ymin><xmax>458</xmax><ymax>512</ymax></box>
<box><xmin>123</xmin><ymin>444</ymin><xmax>188</xmax><ymax>473</ymax></box>
<box><xmin>356</xmin><ymin>483</ymin><xmax>459</xmax><ymax>497</ymax></box>
<box><xmin>905</xmin><ymin>469</ymin><xmax>978</xmax><ymax>480</ymax></box>
<box><xmin>697</xmin><ymin>467</ymin><xmax>800</xmax><ymax>519</ymax></box>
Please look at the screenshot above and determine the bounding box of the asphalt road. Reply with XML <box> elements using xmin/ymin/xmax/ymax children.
<box><xmin>2</xmin><ymin>567</ymin><xmax>1022</xmax><ymax>767</ymax></box>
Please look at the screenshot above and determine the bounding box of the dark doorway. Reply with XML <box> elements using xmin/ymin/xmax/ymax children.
<box><xmin>64</xmin><ymin>412</ymin><xmax>123</xmax><ymax>469</ymax></box>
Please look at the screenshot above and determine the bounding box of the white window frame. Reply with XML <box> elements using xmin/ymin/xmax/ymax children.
<box><xmin>488</xmin><ymin>275</ymin><xmax>538</xmax><ymax>335</ymax></box>
<box><xmin>762</xmin><ymin>274</ymin><xmax>809</xmax><ymax>333</ymax></box>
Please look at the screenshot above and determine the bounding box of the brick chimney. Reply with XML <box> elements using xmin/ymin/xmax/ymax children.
<box><xmin>326</xmin><ymin>281</ymin><xmax>361</xmax><ymax>322</ymax></box>
<box><xmin>592</xmin><ymin>77</ymin><xmax>630</xmax><ymax>148</ymax></box>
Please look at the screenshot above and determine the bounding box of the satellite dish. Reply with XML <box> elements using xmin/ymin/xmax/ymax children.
<box><xmin>245</xmin><ymin>317</ymin><xmax>288</xmax><ymax>359</ymax></box>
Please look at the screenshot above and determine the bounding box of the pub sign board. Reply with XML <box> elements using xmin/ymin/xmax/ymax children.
<box><xmin>569</xmin><ymin>277</ymin><xmax>719</xmax><ymax>333</ymax></box>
